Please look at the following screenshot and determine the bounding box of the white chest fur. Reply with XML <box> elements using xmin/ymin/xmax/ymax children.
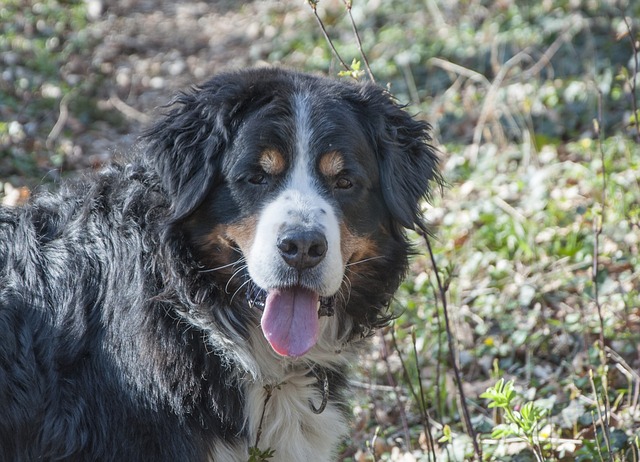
<box><xmin>210</xmin><ymin>373</ymin><xmax>347</xmax><ymax>462</ymax></box>
<box><xmin>245</xmin><ymin>373</ymin><xmax>347</xmax><ymax>461</ymax></box>
<box><xmin>210</xmin><ymin>322</ymin><xmax>353</xmax><ymax>462</ymax></box>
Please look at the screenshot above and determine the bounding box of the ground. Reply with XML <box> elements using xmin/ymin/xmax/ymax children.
<box><xmin>2</xmin><ymin>0</ymin><xmax>312</xmax><ymax>180</ymax></box>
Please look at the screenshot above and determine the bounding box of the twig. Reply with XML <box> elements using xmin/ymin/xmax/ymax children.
<box><xmin>389</xmin><ymin>328</ymin><xmax>436</xmax><ymax>457</ymax></box>
<box><xmin>377</xmin><ymin>330</ymin><xmax>413</xmax><ymax>449</ymax></box>
<box><xmin>306</xmin><ymin>1</ymin><xmax>351</xmax><ymax>73</ymax></box>
<box><xmin>428</xmin><ymin>57</ymin><xmax>490</xmax><ymax>85</ymax></box>
<box><xmin>254</xmin><ymin>385</ymin><xmax>275</xmax><ymax>449</ymax></box>
<box><xmin>471</xmin><ymin>50</ymin><xmax>530</xmax><ymax>160</ymax></box>
<box><xmin>109</xmin><ymin>93</ymin><xmax>152</xmax><ymax>124</ymax></box>
<box><xmin>593</xmin><ymin>90</ymin><xmax>607</xmax><ymax>355</ymax></box>
<box><xmin>605</xmin><ymin>345</ymin><xmax>640</xmax><ymax>383</ymax></box>
<box><xmin>342</xmin><ymin>0</ymin><xmax>375</xmax><ymax>81</ymax></box>
<box><xmin>369</xmin><ymin>426</ymin><xmax>381</xmax><ymax>461</ymax></box>
<box><xmin>411</xmin><ymin>329</ymin><xmax>437</xmax><ymax>459</ymax></box>
<box><xmin>350</xmin><ymin>381</ymin><xmax>398</xmax><ymax>392</ymax></box>
<box><xmin>589</xmin><ymin>371</ymin><xmax>613</xmax><ymax>462</ymax></box>
<box><xmin>607</xmin><ymin>346</ymin><xmax>640</xmax><ymax>413</ymax></box>
<box><xmin>400</xmin><ymin>62</ymin><xmax>421</xmax><ymax>106</ymax></box>
<box><xmin>591</xmin><ymin>88</ymin><xmax>614</xmax><ymax>462</ymax></box>
<box><xmin>389</xmin><ymin>329</ymin><xmax>417</xmax><ymax>452</ymax></box>
<box><xmin>518</xmin><ymin>22</ymin><xmax>579</xmax><ymax>82</ymax></box>
<box><xmin>483</xmin><ymin>436</ymin><xmax>583</xmax><ymax>445</ymax></box>
<box><xmin>621</xmin><ymin>15</ymin><xmax>640</xmax><ymax>142</ymax></box>
<box><xmin>47</xmin><ymin>92</ymin><xmax>71</xmax><ymax>149</ymax></box>
<box><xmin>420</xmin><ymin>229</ymin><xmax>482</xmax><ymax>460</ymax></box>
<box><xmin>428</xmin><ymin>279</ymin><xmax>445</xmax><ymax>422</ymax></box>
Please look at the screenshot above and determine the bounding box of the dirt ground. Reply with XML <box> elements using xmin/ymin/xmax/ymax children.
<box><xmin>60</xmin><ymin>0</ymin><xmax>313</xmax><ymax>167</ymax></box>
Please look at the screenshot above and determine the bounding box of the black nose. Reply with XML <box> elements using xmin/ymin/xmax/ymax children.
<box><xmin>277</xmin><ymin>229</ymin><xmax>328</xmax><ymax>269</ymax></box>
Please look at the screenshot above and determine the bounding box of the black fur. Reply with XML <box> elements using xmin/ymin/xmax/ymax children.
<box><xmin>0</xmin><ymin>68</ymin><xmax>439</xmax><ymax>461</ymax></box>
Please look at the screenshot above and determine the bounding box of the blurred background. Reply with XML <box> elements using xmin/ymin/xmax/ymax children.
<box><xmin>1</xmin><ymin>0</ymin><xmax>639</xmax><ymax>460</ymax></box>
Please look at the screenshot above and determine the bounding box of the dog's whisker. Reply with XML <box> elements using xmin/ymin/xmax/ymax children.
<box><xmin>346</xmin><ymin>255</ymin><xmax>385</xmax><ymax>267</ymax></box>
<box><xmin>224</xmin><ymin>264</ymin><xmax>249</xmax><ymax>294</ymax></box>
<box><xmin>335</xmin><ymin>289</ymin><xmax>348</xmax><ymax>311</ymax></box>
<box><xmin>340</xmin><ymin>275</ymin><xmax>353</xmax><ymax>306</ymax></box>
<box><xmin>230</xmin><ymin>246</ymin><xmax>244</xmax><ymax>256</ymax></box>
<box><xmin>198</xmin><ymin>258</ymin><xmax>246</xmax><ymax>273</ymax></box>
<box><xmin>230</xmin><ymin>278</ymin><xmax>253</xmax><ymax>305</ymax></box>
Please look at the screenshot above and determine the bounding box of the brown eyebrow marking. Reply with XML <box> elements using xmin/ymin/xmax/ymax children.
<box><xmin>259</xmin><ymin>149</ymin><xmax>286</xmax><ymax>175</ymax></box>
<box><xmin>318</xmin><ymin>151</ymin><xmax>344</xmax><ymax>178</ymax></box>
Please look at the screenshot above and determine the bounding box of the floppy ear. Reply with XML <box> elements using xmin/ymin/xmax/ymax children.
<box><xmin>363</xmin><ymin>85</ymin><xmax>442</xmax><ymax>231</ymax></box>
<box><xmin>142</xmin><ymin>80</ymin><xmax>241</xmax><ymax>223</ymax></box>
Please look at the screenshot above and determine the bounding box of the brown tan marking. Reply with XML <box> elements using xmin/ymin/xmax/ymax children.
<box><xmin>259</xmin><ymin>149</ymin><xmax>286</xmax><ymax>176</ymax></box>
<box><xmin>191</xmin><ymin>216</ymin><xmax>258</xmax><ymax>281</ymax></box>
<box><xmin>318</xmin><ymin>151</ymin><xmax>344</xmax><ymax>178</ymax></box>
<box><xmin>339</xmin><ymin>223</ymin><xmax>379</xmax><ymax>267</ymax></box>
<box><xmin>223</xmin><ymin>216</ymin><xmax>258</xmax><ymax>253</ymax></box>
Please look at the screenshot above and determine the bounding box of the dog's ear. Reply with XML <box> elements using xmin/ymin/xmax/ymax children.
<box><xmin>142</xmin><ymin>79</ymin><xmax>242</xmax><ymax>223</ymax></box>
<box><xmin>361</xmin><ymin>85</ymin><xmax>442</xmax><ymax>232</ymax></box>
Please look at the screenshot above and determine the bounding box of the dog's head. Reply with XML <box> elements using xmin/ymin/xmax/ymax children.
<box><xmin>144</xmin><ymin>68</ymin><xmax>440</xmax><ymax>358</ymax></box>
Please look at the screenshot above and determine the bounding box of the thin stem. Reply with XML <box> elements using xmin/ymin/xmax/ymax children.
<box><xmin>589</xmin><ymin>371</ymin><xmax>613</xmax><ymax>462</ymax></box>
<box><xmin>306</xmin><ymin>1</ymin><xmax>351</xmax><ymax>73</ymax></box>
<box><xmin>421</xmin><ymin>229</ymin><xmax>482</xmax><ymax>460</ymax></box>
<box><xmin>254</xmin><ymin>385</ymin><xmax>274</xmax><ymax>449</ymax></box>
<box><xmin>411</xmin><ymin>329</ymin><xmax>437</xmax><ymax>460</ymax></box>
<box><xmin>389</xmin><ymin>328</ymin><xmax>435</xmax><ymax>456</ymax></box>
<box><xmin>378</xmin><ymin>330</ymin><xmax>412</xmax><ymax>448</ymax></box>
<box><xmin>342</xmin><ymin>0</ymin><xmax>375</xmax><ymax>81</ymax></box>
<box><xmin>622</xmin><ymin>14</ymin><xmax>640</xmax><ymax>142</ymax></box>
<box><xmin>593</xmin><ymin>84</ymin><xmax>614</xmax><ymax>462</ymax></box>
<box><xmin>429</xmin><ymin>279</ymin><xmax>445</xmax><ymax>422</ymax></box>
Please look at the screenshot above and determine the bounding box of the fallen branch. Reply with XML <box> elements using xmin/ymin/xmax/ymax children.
<box><xmin>109</xmin><ymin>93</ymin><xmax>152</xmax><ymax>124</ymax></box>
<box><xmin>47</xmin><ymin>92</ymin><xmax>71</xmax><ymax>149</ymax></box>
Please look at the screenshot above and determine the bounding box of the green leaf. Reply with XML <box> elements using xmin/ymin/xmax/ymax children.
<box><xmin>480</xmin><ymin>378</ymin><xmax>517</xmax><ymax>409</ymax></box>
<box><xmin>438</xmin><ymin>424</ymin><xmax>452</xmax><ymax>443</ymax></box>
<box><xmin>491</xmin><ymin>423</ymin><xmax>520</xmax><ymax>439</ymax></box>
<box><xmin>338</xmin><ymin>58</ymin><xmax>365</xmax><ymax>79</ymax></box>
<box><xmin>248</xmin><ymin>447</ymin><xmax>276</xmax><ymax>462</ymax></box>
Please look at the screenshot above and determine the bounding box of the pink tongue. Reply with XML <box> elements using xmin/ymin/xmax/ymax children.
<box><xmin>261</xmin><ymin>287</ymin><xmax>320</xmax><ymax>357</ymax></box>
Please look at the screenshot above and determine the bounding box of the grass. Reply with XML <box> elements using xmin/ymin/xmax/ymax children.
<box><xmin>1</xmin><ymin>0</ymin><xmax>639</xmax><ymax>460</ymax></box>
<box><xmin>382</xmin><ymin>135</ymin><xmax>639</xmax><ymax>461</ymax></box>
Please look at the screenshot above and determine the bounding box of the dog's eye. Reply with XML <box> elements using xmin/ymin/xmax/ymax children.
<box><xmin>335</xmin><ymin>177</ymin><xmax>353</xmax><ymax>190</ymax></box>
<box><xmin>248</xmin><ymin>173</ymin><xmax>267</xmax><ymax>185</ymax></box>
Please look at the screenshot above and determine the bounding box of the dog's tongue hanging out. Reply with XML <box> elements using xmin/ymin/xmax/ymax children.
<box><xmin>261</xmin><ymin>287</ymin><xmax>320</xmax><ymax>357</ymax></box>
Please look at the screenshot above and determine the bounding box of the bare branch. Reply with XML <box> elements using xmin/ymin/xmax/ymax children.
<box><xmin>377</xmin><ymin>330</ymin><xmax>412</xmax><ymax>448</ymax></box>
<box><xmin>621</xmin><ymin>15</ymin><xmax>640</xmax><ymax>142</ymax></box>
<box><xmin>342</xmin><ymin>0</ymin><xmax>375</xmax><ymax>81</ymax></box>
<box><xmin>306</xmin><ymin>1</ymin><xmax>351</xmax><ymax>73</ymax></box>
<box><xmin>420</xmin><ymin>229</ymin><xmax>483</xmax><ymax>460</ymax></box>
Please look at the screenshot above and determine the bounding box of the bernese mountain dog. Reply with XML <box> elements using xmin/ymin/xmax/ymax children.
<box><xmin>0</xmin><ymin>68</ymin><xmax>440</xmax><ymax>461</ymax></box>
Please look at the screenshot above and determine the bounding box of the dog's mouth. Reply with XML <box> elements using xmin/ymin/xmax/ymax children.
<box><xmin>246</xmin><ymin>282</ymin><xmax>336</xmax><ymax>357</ymax></box>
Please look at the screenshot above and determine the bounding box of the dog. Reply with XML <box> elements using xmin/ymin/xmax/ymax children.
<box><xmin>0</xmin><ymin>67</ymin><xmax>439</xmax><ymax>461</ymax></box>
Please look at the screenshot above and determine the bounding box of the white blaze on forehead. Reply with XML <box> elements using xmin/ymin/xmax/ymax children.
<box><xmin>245</xmin><ymin>92</ymin><xmax>344</xmax><ymax>296</ymax></box>
<box><xmin>290</xmin><ymin>92</ymin><xmax>315</xmax><ymax>192</ymax></box>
